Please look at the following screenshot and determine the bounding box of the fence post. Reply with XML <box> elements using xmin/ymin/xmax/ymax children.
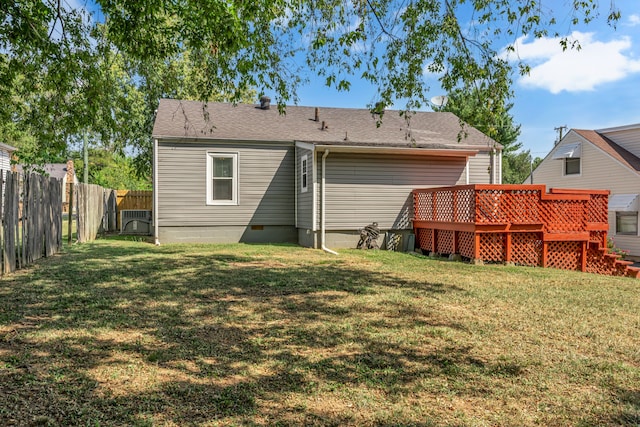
<box><xmin>68</xmin><ymin>182</ymin><xmax>74</xmax><ymax>244</ymax></box>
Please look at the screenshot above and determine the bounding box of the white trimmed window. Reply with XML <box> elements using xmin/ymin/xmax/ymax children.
<box><xmin>616</xmin><ymin>212</ymin><xmax>638</xmax><ymax>235</ymax></box>
<box><xmin>564</xmin><ymin>157</ymin><xmax>581</xmax><ymax>175</ymax></box>
<box><xmin>206</xmin><ymin>152</ymin><xmax>238</xmax><ymax>205</ymax></box>
<box><xmin>301</xmin><ymin>154</ymin><xmax>308</xmax><ymax>193</ymax></box>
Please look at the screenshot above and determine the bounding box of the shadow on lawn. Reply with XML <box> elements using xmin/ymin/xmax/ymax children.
<box><xmin>0</xmin><ymin>240</ymin><xmax>620</xmax><ymax>426</ymax></box>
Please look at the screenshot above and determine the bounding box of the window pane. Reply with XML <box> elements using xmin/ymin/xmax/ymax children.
<box><xmin>302</xmin><ymin>159</ymin><xmax>307</xmax><ymax>188</ymax></box>
<box><xmin>212</xmin><ymin>179</ymin><xmax>233</xmax><ymax>200</ymax></box>
<box><xmin>213</xmin><ymin>157</ymin><xmax>233</xmax><ymax>178</ymax></box>
<box><xmin>617</xmin><ymin>212</ymin><xmax>638</xmax><ymax>235</ymax></box>
<box><xmin>565</xmin><ymin>158</ymin><xmax>580</xmax><ymax>175</ymax></box>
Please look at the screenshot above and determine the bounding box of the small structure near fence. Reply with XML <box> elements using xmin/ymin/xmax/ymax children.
<box><xmin>413</xmin><ymin>184</ymin><xmax>640</xmax><ymax>278</ymax></box>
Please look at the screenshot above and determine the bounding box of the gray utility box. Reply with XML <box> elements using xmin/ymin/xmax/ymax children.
<box><xmin>120</xmin><ymin>210</ymin><xmax>152</xmax><ymax>235</ymax></box>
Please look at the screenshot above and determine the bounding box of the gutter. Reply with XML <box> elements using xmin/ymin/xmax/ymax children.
<box><xmin>320</xmin><ymin>149</ymin><xmax>338</xmax><ymax>255</ymax></box>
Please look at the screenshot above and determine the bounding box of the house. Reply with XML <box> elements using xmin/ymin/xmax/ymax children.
<box><xmin>528</xmin><ymin>123</ymin><xmax>640</xmax><ymax>258</ymax></box>
<box><xmin>151</xmin><ymin>98</ymin><xmax>502</xmax><ymax>249</ymax></box>
<box><xmin>0</xmin><ymin>142</ymin><xmax>15</xmax><ymax>174</ymax></box>
<box><xmin>15</xmin><ymin>160</ymin><xmax>79</xmax><ymax>212</ymax></box>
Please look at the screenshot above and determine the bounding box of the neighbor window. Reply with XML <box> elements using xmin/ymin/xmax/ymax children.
<box><xmin>616</xmin><ymin>212</ymin><xmax>638</xmax><ymax>235</ymax></box>
<box><xmin>301</xmin><ymin>154</ymin><xmax>308</xmax><ymax>193</ymax></box>
<box><xmin>564</xmin><ymin>157</ymin><xmax>580</xmax><ymax>175</ymax></box>
<box><xmin>206</xmin><ymin>152</ymin><xmax>238</xmax><ymax>205</ymax></box>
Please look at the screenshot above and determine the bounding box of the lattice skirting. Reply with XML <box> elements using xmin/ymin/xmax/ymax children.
<box><xmin>458</xmin><ymin>232</ymin><xmax>475</xmax><ymax>259</ymax></box>
<box><xmin>416</xmin><ymin>228</ymin><xmax>433</xmax><ymax>252</ymax></box>
<box><xmin>479</xmin><ymin>234</ymin><xmax>504</xmax><ymax>262</ymax></box>
<box><xmin>436</xmin><ymin>230</ymin><xmax>455</xmax><ymax>254</ymax></box>
<box><xmin>511</xmin><ymin>232</ymin><xmax>542</xmax><ymax>266</ymax></box>
<box><xmin>546</xmin><ymin>241</ymin><xmax>581</xmax><ymax>271</ymax></box>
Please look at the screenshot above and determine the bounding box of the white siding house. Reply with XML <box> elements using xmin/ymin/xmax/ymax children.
<box><xmin>529</xmin><ymin>123</ymin><xmax>640</xmax><ymax>257</ymax></box>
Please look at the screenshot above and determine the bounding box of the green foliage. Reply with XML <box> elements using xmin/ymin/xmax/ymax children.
<box><xmin>502</xmin><ymin>151</ymin><xmax>543</xmax><ymax>184</ymax></box>
<box><xmin>72</xmin><ymin>148</ymin><xmax>151</xmax><ymax>190</ymax></box>
<box><xmin>0</xmin><ymin>0</ymin><xmax>623</xmax><ymax>179</ymax></box>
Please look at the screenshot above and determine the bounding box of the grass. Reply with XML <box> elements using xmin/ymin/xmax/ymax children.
<box><xmin>0</xmin><ymin>239</ymin><xmax>639</xmax><ymax>426</ymax></box>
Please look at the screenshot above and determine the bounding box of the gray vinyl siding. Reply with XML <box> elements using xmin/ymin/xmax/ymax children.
<box><xmin>157</xmin><ymin>141</ymin><xmax>294</xmax><ymax>227</ymax></box>
<box><xmin>467</xmin><ymin>152</ymin><xmax>492</xmax><ymax>184</ymax></box>
<box><xmin>321</xmin><ymin>153</ymin><xmax>467</xmax><ymax>230</ymax></box>
<box><xmin>296</xmin><ymin>147</ymin><xmax>314</xmax><ymax>229</ymax></box>
<box><xmin>603</xmin><ymin>128</ymin><xmax>640</xmax><ymax>156</ymax></box>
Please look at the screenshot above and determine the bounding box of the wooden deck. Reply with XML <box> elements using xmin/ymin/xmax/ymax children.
<box><xmin>412</xmin><ymin>185</ymin><xmax>640</xmax><ymax>278</ymax></box>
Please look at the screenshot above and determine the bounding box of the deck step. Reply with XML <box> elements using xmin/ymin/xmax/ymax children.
<box><xmin>626</xmin><ymin>267</ymin><xmax>640</xmax><ymax>278</ymax></box>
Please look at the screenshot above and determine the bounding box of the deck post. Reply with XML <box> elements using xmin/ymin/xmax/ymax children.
<box><xmin>580</xmin><ymin>241</ymin><xmax>587</xmax><ymax>272</ymax></box>
<box><xmin>542</xmin><ymin>241</ymin><xmax>548</xmax><ymax>267</ymax></box>
<box><xmin>505</xmin><ymin>232</ymin><xmax>512</xmax><ymax>263</ymax></box>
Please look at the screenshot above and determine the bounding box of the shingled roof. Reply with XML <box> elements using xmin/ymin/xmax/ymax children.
<box><xmin>152</xmin><ymin>99</ymin><xmax>499</xmax><ymax>151</ymax></box>
<box><xmin>573</xmin><ymin>129</ymin><xmax>640</xmax><ymax>173</ymax></box>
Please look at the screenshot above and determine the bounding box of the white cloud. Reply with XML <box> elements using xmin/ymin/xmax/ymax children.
<box><xmin>628</xmin><ymin>14</ymin><xmax>640</xmax><ymax>26</ymax></box>
<box><xmin>505</xmin><ymin>31</ymin><xmax>640</xmax><ymax>94</ymax></box>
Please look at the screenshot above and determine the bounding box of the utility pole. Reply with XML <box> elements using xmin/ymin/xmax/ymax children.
<box><xmin>554</xmin><ymin>125</ymin><xmax>567</xmax><ymax>145</ymax></box>
<box><xmin>83</xmin><ymin>132</ymin><xmax>88</xmax><ymax>184</ymax></box>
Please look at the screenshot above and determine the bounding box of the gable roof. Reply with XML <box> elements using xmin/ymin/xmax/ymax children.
<box><xmin>152</xmin><ymin>99</ymin><xmax>499</xmax><ymax>151</ymax></box>
<box><xmin>15</xmin><ymin>163</ymin><xmax>75</xmax><ymax>180</ymax></box>
<box><xmin>573</xmin><ymin>129</ymin><xmax>640</xmax><ymax>173</ymax></box>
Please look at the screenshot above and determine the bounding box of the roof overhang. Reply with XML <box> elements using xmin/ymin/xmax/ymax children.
<box><xmin>300</xmin><ymin>142</ymin><xmax>479</xmax><ymax>158</ymax></box>
<box><xmin>609</xmin><ymin>194</ymin><xmax>639</xmax><ymax>212</ymax></box>
<box><xmin>552</xmin><ymin>142</ymin><xmax>581</xmax><ymax>159</ymax></box>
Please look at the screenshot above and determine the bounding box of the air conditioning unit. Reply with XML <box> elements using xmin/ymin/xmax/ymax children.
<box><xmin>120</xmin><ymin>209</ymin><xmax>152</xmax><ymax>235</ymax></box>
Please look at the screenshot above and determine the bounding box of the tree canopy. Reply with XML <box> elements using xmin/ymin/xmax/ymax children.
<box><xmin>0</xmin><ymin>0</ymin><xmax>621</xmax><ymax>178</ymax></box>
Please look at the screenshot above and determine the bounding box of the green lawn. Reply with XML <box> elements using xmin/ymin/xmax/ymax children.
<box><xmin>0</xmin><ymin>239</ymin><xmax>639</xmax><ymax>426</ymax></box>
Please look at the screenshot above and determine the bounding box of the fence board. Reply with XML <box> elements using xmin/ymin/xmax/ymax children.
<box><xmin>116</xmin><ymin>190</ymin><xmax>152</xmax><ymax>230</ymax></box>
<box><xmin>76</xmin><ymin>184</ymin><xmax>116</xmax><ymax>242</ymax></box>
<box><xmin>3</xmin><ymin>171</ymin><xmax>16</xmax><ymax>273</ymax></box>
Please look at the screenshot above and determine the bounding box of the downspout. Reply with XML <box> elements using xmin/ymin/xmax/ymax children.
<box><xmin>153</xmin><ymin>138</ymin><xmax>160</xmax><ymax>245</ymax></box>
<box><xmin>294</xmin><ymin>146</ymin><xmax>298</xmax><ymax>228</ymax></box>
<box><xmin>321</xmin><ymin>149</ymin><xmax>338</xmax><ymax>255</ymax></box>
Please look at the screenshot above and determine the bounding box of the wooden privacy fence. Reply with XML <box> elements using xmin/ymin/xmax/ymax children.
<box><xmin>1</xmin><ymin>171</ymin><xmax>63</xmax><ymax>275</ymax></box>
<box><xmin>75</xmin><ymin>183</ymin><xmax>117</xmax><ymax>243</ymax></box>
<box><xmin>116</xmin><ymin>190</ymin><xmax>152</xmax><ymax>230</ymax></box>
<box><xmin>413</xmin><ymin>184</ymin><xmax>640</xmax><ymax>278</ymax></box>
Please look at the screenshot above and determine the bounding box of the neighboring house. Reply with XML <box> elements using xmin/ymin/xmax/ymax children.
<box><xmin>15</xmin><ymin>160</ymin><xmax>79</xmax><ymax>212</ymax></box>
<box><xmin>152</xmin><ymin>98</ymin><xmax>502</xmax><ymax>249</ymax></box>
<box><xmin>528</xmin><ymin>123</ymin><xmax>640</xmax><ymax>258</ymax></box>
<box><xmin>0</xmin><ymin>142</ymin><xmax>16</xmax><ymax>174</ymax></box>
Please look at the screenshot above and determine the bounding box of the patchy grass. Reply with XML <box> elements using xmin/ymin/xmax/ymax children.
<box><xmin>0</xmin><ymin>239</ymin><xmax>639</xmax><ymax>426</ymax></box>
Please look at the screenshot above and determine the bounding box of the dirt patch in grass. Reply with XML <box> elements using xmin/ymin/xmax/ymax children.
<box><xmin>1</xmin><ymin>240</ymin><xmax>639</xmax><ymax>426</ymax></box>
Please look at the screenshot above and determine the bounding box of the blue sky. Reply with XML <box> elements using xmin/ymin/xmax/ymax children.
<box><xmin>293</xmin><ymin>2</ymin><xmax>640</xmax><ymax>159</ymax></box>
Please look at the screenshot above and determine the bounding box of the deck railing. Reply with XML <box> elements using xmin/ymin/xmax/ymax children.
<box><xmin>411</xmin><ymin>185</ymin><xmax>636</xmax><ymax>277</ymax></box>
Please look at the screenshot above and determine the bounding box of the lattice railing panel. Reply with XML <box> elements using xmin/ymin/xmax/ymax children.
<box><xmin>416</xmin><ymin>228</ymin><xmax>433</xmax><ymax>252</ymax></box>
<box><xmin>414</xmin><ymin>191</ymin><xmax>434</xmax><ymax>222</ymax></box>
<box><xmin>458</xmin><ymin>232</ymin><xmax>475</xmax><ymax>259</ymax></box>
<box><xmin>436</xmin><ymin>230</ymin><xmax>455</xmax><ymax>254</ymax></box>
<box><xmin>476</xmin><ymin>190</ymin><xmax>507</xmax><ymax>223</ymax></box>
<box><xmin>511</xmin><ymin>232</ymin><xmax>542</xmax><ymax>266</ymax></box>
<box><xmin>503</xmin><ymin>190</ymin><xmax>541</xmax><ymax>223</ymax></box>
<box><xmin>547</xmin><ymin>241</ymin><xmax>581</xmax><ymax>270</ymax></box>
<box><xmin>435</xmin><ymin>191</ymin><xmax>454</xmax><ymax>222</ymax></box>
<box><xmin>585</xmin><ymin>194</ymin><xmax>608</xmax><ymax>224</ymax></box>
<box><xmin>455</xmin><ymin>189</ymin><xmax>476</xmax><ymax>223</ymax></box>
<box><xmin>540</xmin><ymin>200</ymin><xmax>584</xmax><ymax>233</ymax></box>
<box><xmin>479</xmin><ymin>233</ymin><xmax>504</xmax><ymax>262</ymax></box>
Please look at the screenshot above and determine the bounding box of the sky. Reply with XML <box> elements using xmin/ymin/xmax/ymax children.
<box><xmin>292</xmin><ymin>2</ymin><xmax>640</xmax><ymax>159</ymax></box>
<box><xmin>73</xmin><ymin>0</ymin><xmax>640</xmax><ymax>159</ymax></box>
